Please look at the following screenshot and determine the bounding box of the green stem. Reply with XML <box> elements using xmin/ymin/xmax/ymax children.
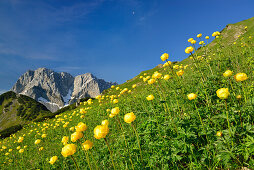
<box><xmin>104</xmin><ymin>138</ymin><xmax>116</xmax><ymax>170</ymax></box>
<box><xmin>70</xmin><ymin>155</ymin><xmax>80</xmax><ymax>170</ymax></box>
<box><xmin>131</xmin><ymin>123</ymin><xmax>143</xmax><ymax>164</ymax></box>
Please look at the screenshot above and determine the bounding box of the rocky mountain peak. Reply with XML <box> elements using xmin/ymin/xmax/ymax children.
<box><xmin>11</xmin><ymin>68</ymin><xmax>117</xmax><ymax>112</ymax></box>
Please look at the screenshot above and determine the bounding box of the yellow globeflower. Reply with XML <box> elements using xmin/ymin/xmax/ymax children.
<box><xmin>173</xmin><ymin>65</ymin><xmax>179</xmax><ymax>69</ymax></box>
<box><xmin>163</xmin><ymin>61</ymin><xmax>172</xmax><ymax>67</ymax></box>
<box><xmin>216</xmin><ymin>131</ymin><xmax>223</xmax><ymax>137</ymax></box>
<box><xmin>187</xmin><ymin>93</ymin><xmax>197</xmax><ymax>100</ymax></box>
<box><xmin>75</xmin><ymin>122</ymin><xmax>87</xmax><ymax>132</ymax></box>
<box><xmin>61</xmin><ymin>136</ymin><xmax>69</xmax><ymax>145</ymax></box>
<box><xmin>41</xmin><ymin>134</ymin><xmax>47</xmax><ymax>138</ymax></box>
<box><xmin>49</xmin><ymin>156</ymin><xmax>58</xmax><ymax>164</ymax></box>
<box><xmin>82</xmin><ymin>140</ymin><xmax>93</xmax><ymax>151</ymax></box>
<box><xmin>39</xmin><ymin>147</ymin><xmax>44</xmax><ymax>151</ymax></box>
<box><xmin>152</xmin><ymin>72</ymin><xmax>162</xmax><ymax>79</ymax></box>
<box><xmin>176</xmin><ymin>70</ymin><xmax>184</xmax><ymax>76</ymax></box>
<box><xmin>132</xmin><ymin>84</ymin><xmax>137</xmax><ymax>88</ymax></box>
<box><xmin>188</xmin><ymin>38</ymin><xmax>193</xmax><ymax>42</ymax></box>
<box><xmin>205</xmin><ymin>36</ymin><xmax>209</xmax><ymax>39</ymax></box>
<box><xmin>146</xmin><ymin>95</ymin><xmax>154</xmax><ymax>101</ymax></box>
<box><xmin>236</xmin><ymin>95</ymin><xmax>242</xmax><ymax>99</ymax></box>
<box><xmin>111</xmin><ymin>107</ymin><xmax>120</xmax><ymax>116</ymax></box>
<box><xmin>185</xmin><ymin>46</ymin><xmax>194</xmax><ymax>54</ymax></box>
<box><xmin>19</xmin><ymin>149</ymin><xmax>24</xmax><ymax>154</ymax></box>
<box><xmin>18</xmin><ymin>137</ymin><xmax>24</xmax><ymax>143</ymax></box>
<box><xmin>160</xmin><ymin>53</ymin><xmax>169</xmax><ymax>61</ymax></box>
<box><xmin>94</xmin><ymin>125</ymin><xmax>109</xmax><ymax>139</ymax></box>
<box><xmin>197</xmin><ymin>34</ymin><xmax>202</xmax><ymax>38</ymax></box>
<box><xmin>223</xmin><ymin>70</ymin><xmax>233</xmax><ymax>77</ymax></box>
<box><xmin>191</xmin><ymin>40</ymin><xmax>196</xmax><ymax>44</ymax></box>
<box><xmin>124</xmin><ymin>112</ymin><xmax>136</xmax><ymax>123</ymax></box>
<box><xmin>101</xmin><ymin>120</ymin><xmax>109</xmax><ymax>126</ymax></box>
<box><xmin>111</xmin><ymin>85</ymin><xmax>115</xmax><ymax>89</ymax></box>
<box><xmin>212</xmin><ymin>31</ymin><xmax>220</xmax><ymax>37</ymax></box>
<box><xmin>61</xmin><ymin>144</ymin><xmax>77</xmax><ymax>157</ymax></box>
<box><xmin>116</xmin><ymin>87</ymin><xmax>120</xmax><ymax>90</ymax></box>
<box><xmin>216</xmin><ymin>88</ymin><xmax>230</xmax><ymax>99</ymax></box>
<box><xmin>113</xmin><ymin>99</ymin><xmax>118</xmax><ymax>104</ymax></box>
<box><xmin>71</xmin><ymin>132</ymin><xmax>84</xmax><ymax>142</ymax></box>
<box><xmin>148</xmin><ymin>78</ymin><xmax>156</xmax><ymax>84</ymax></box>
<box><xmin>164</xmin><ymin>74</ymin><xmax>171</xmax><ymax>80</ymax></box>
<box><xmin>234</xmin><ymin>73</ymin><xmax>248</xmax><ymax>82</ymax></box>
<box><xmin>35</xmin><ymin>139</ymin><xmax>41</xmax><ymax>145</ymax></box>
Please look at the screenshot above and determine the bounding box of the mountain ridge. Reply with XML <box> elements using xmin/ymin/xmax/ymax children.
<box><xmin>12</xmin><ymin>68</ymin><xmax>117</xmax><ymax>112</ymax></box>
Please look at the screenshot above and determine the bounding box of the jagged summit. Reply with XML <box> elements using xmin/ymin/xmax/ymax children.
<box><xmin>12</xmin><ymin>68</ymin><xmax>117</xmax><ymax>112</ymax></box>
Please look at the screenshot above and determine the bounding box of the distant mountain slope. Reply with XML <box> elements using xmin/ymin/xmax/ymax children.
<box><xmin>0</xmin><ymin>91</ymin><xmax>53</xmax><ymax>138</ymax></box>
<box><xmin>12</xmin><ymin>68</ymin><xmax>117</xmax><ymax>112</ymax></box>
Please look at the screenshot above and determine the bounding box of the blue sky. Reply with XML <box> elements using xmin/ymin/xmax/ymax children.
<box><xmin>0</xmin><ymin>0</ymin><xmax>253</xmax><ymax>94</ymax></box>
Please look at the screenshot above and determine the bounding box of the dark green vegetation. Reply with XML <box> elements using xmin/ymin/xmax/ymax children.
<box><xmin>0</xmin><ymin>91</ymin><xmax>54</xmax><ymax>138</ymax></box>
<box><xmin>0</xmin><ymin>17</ymin><xmax>253</xmax><ymax>169</ymax></box>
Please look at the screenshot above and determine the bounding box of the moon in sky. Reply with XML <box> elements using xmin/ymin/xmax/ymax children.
<box><xmin>132</xmin><ymin>11</ymin><xmax>135</xmax><ymax>15</ymax></box>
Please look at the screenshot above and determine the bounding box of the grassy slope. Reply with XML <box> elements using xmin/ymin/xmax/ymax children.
<box><xmin>0</xmin><ymin>17</ymin><xmax>253</xmax><ymax>169</ymax></box>
<box><xmin>0</xmin><ymin>91</ymin><xmax>54</xmax><ymax>138</ymax></box>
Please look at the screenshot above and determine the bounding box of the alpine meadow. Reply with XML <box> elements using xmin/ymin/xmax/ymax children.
<box><xmin>0</xmin><ymin>17</ymin><xmax>254</xmax><ymax>169</ymax></box>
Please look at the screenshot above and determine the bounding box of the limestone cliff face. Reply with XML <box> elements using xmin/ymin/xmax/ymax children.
<box><xmin>12</xmin><ymin>68</ymin><xmax>116</xmax><ymax>112</ymax></box>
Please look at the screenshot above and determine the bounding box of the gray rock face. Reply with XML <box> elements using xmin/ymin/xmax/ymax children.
<box><xmin>12</xmin><ymin>68</ymin><xmax>117</xmax><ymax>112</ymax></box>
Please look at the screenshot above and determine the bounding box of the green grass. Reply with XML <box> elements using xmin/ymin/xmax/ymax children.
<box><xmin>0</xmin><ymin>17</ymin><xmax>253</xmax><ymax>169</ymax></box>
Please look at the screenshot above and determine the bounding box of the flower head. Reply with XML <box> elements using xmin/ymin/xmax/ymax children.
<box><xmin>124</xmin><ymin>112</ymin><xmax>136</xmax><ymax>123</ymax></box>
<box><xmin>61</xmin><ymin>136</ymin><xmax>69</xmax><ymax>145</ymax></box>
<box><xmin>187</xmin><ymin>93</ymin><xmax>197</xmax><ymax>100</ymax></box>
<box><xmin>101</xmin><ymin>120</ymin><xmax>109</xmax><ymax>126</ymax></box>
<box><xmin>94</xmin><ymin>125</ymin><xmax>109</xmax><ymax>139</ymax></box>
<box><xmin>146</xmin><ymin>95</ymin><xmax>154</xmax><ymax>101</ymax></box>
<box><xmin>185</xmin><ymin>46</ymin><xmax>194</xmax><ymax>54</ymax></box>
<box><xmin>82</xmin><ymin>140</ymin><xmax>93</xmax><ymax>151</ymax></box>
<box><xmin>234</xmin><ymin>73</ymin><xmax>248</xmax><ymax>82</ymax></box>
<box><xmin>216</xmin><ymin>88</ymin><xmax>230</xmax><ymax>99</ymax></box>
<box><xmin>75</xmin><ymin>122</ymin><xmax>87</xmax><ymax>132</ymax></box>
<box><xmin>160</xmin><ymin>53</ymin><xmax>169</xmax><ymax>61</ymax></box>
<box><xmin>18</xmin><ymin>137</ymin><xmax>24</xmax><ymax>143</ymax></box>
<box><xmin>71</xmin><ymin>132</ymin><xmax>83</xmax><ymax>142</ymax></box>
<box><xmin>223</xmin><ymin>70</ymin><xmax>233</xmax><ymax>77</ymax></box>
<box><xmin>176</xmin><ymin>70</ymin><xmax>184</xmax><ymax>76</ymax></box>
<box><xmin>197</xmin><ymin>34</ymin><xmax>202</xmax><ymax>38</ymax></box>
<box><xmin>35</xmin><ymin>139</ymin><xmax>41</xmax><ymax>145</ymax></box>
<box><xmin>61</xmin><ymin>144</ymin><xmax>77</xmax><ymax>157</ymax></box>
<box><xmin>49</xmin><ymin>156</ymin><xmax>58</xmax><ymax>164</ymax></box>
<box><xmin>216</xmin><ymin>131</ymin><xmax>223</xmax><ymax>137</ymax></box>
